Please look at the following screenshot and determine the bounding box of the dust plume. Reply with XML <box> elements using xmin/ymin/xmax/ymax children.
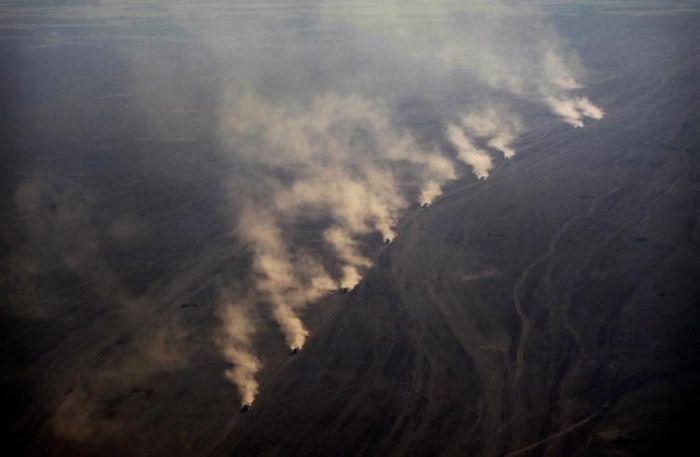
<box><xmin>3</xmin><ymin>0</ymin><xmax>614</xmax><ymax>451</ymax></box>
<box><xmin>59</xmin><ymin>0</ymin><xmax>606</xmax><ymax>400</ymax></box>
<box><xmin>237</xmin><ymin>206</ymin><xmax>336</xmax><ymax>349</ymax></box>
<box><xmin>418</xmin><ymin>180</ymin><xmax>445</xmax><ymax>207</ymax></box>
<box><xmin>324</xmin><ymin>226</ymin><xmax>373</xmax><ymax>291</ymax></box>
<box><xmin>539</xmin><ymin>51</ymin><xmax>605</xmax><ymax>127</ymax></box>
<box><xmin>219</xmin><ymin>91</ymin><xmax>462</xmax><ymax>350</ymax></box>
<box><xmin>446</xmin><ymin>124</ymin><xmax>494</xmax><ymax>179</ymax></box>
<box><xmin>217</xmin><ymin>299</ymin><xmax>261</xmax><ymax>405</ymax></box>
<box><xmin>545</xmin><ymin>95</ymin><xmax>606</xmax><ymax>128</ymax></box>
<box><xmin>312</xmin><ymin>0</ymin><xmax>604</xmax><ymax>129</ymax></box>
<box><xmin>459</xmin><ymin>106</ymin><xmax>523</xmax><ymax>159</ymax></box>
<box><xmin>115</xmin><ymin>0</ymin><xmax>607</xmax><ymax>397</ymax></box>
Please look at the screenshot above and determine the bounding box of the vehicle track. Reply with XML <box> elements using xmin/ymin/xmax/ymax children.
<box><xmin>510</xmin><ymin>155</ymin><xmax>628</xmax><ymax>422</ymax></box>
<box><xmin>504</xmin><ymin>409</ymin><xmax>602</xmax><ymax>457</ymax></box>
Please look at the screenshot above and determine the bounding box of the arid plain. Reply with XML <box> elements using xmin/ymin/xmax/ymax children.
<box><xmin>2</xmin><ymin>2</ymin><xmax>699</xmax><ymax>456</ymax></box>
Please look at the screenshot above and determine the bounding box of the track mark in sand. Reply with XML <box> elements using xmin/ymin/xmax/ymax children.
<box><xmin>511</xmin><ymin>161</ymin><xmax>627</xmax><ymax>410</ymax></box>
<box><xmin>504</xmin><ymin>409</ymin><xmax>602</xmax><ymax>457</ymax></box>
<box><xmin>511</xmin><ymin>213</ymin><xmax>586</xmax><ymax>398</ymax></box>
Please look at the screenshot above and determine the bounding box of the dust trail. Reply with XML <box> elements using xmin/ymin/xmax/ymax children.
<box><xmin>221</xmin><ymin>92</ymin><xmax>461</xmax><ymax>350</ymax></box>
<box><xmin>324</xmin><ymin>226</ymin><xmax>373</xmax><ymax>291</ymax></box>
<box><xmin>446</xmin><ymin>124</ymin><xmax>494</xmax><ymax>179</ymax></box>
<box><xmin>237</xmin><ymin>207</ymin><xmax>336</xmax><ymax>349</ymax></box>
<box><xmin>545</xmin><ymin>95</ymin><xmax>605</xmax><ymax>128</ymax></box>
<box><xmin>217</xmin><ymin>299</ymin><xmax>261</xmax><ymax>405</ymax></box>
<box><xmin>459</xmin><ymin>106</ymin><xmax>523</xmax><ymax>159</ymax></box>
<box><xmin>205</xmin><ymin>0</ymin><xmax>606</xmax><ymax>391</ymax></box>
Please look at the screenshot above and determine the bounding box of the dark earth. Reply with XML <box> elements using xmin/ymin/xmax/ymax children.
<box><xmin>2</xmin><ymin>2</ymin><xmax>699</xmax><ymax>456</ymax></box>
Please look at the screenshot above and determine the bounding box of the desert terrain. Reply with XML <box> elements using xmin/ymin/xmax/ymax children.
<box><xmin>1</xmin><ymin>2</ymin><xmax>699</xmax><ymax>456</ymax></box>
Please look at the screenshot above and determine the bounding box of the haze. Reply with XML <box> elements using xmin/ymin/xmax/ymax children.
<box><xmin>1</xmin><ymin>1</ymin><xmax>699</xmax><ymax>456</ymax></box>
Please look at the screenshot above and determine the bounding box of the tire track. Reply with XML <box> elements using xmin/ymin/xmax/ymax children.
<box><xmin>510</xmin><ymin>157</ymin><xmax>627</xmax><ymax>420</ymax></box>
